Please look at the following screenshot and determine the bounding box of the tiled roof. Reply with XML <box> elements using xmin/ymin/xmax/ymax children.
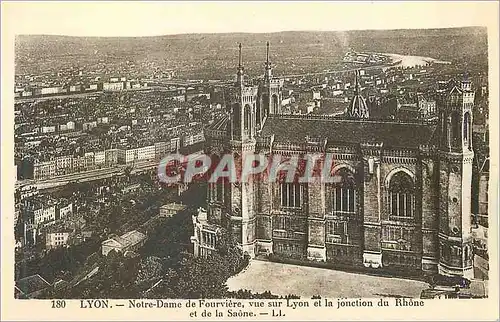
<box><xmin>260</xmin><ymin>115</ymin><xmax>438</xmax><ymax>148</ymax></box>
<box><xmin>117</xmin><ymin>230</ymin><xmax>146</xmax><ymax>248</ymax></box>
<box><xmin>103</xmin><ymin>230</ymin><xmax>146</xmax><ymax>249</ymax></box>
<box><xmin>160</xmin><ymin>202</ymin><xmax>187</xmax><ymax>211</ymax></box>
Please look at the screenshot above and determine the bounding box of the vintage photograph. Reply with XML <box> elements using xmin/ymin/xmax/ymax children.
<box><xmin>7</xmin><ymin>0</ymin><xmax>493</xmax><ymax>309</ymax></box>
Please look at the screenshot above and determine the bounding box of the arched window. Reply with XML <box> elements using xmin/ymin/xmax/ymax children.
<box><xmin>333</xmin><ymin>168</ymin><xmax>357</xmax><ymax>214</ymax></box>
<box><xmin>272</xmin><ymin>94</ymin><xmax>279</xmax><ymax>114</ymax></box>
<box><xmin>232</xmin><ymin>103</ymin><xmax>241</xmax><ymax>134</ymax></box>
<box><xmin>463</xmin><ymin>112</ymin><xmax>471</xmax><ymax>149</ymax></box>
<box><xmin>243</xmin><ymin>104</ymin><xmax>251</xmax><ymax>132</ymax></box>
<box><xmin>388</xmin><ymin>171</ymin><xmax>414</xmax><ymax>218</ymax></box>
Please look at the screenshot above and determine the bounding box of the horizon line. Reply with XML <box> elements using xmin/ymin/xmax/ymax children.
<box><xmin>14</xmin><ymin>25</ymin><xmax>487</xmax><ymax>39</ymax></box>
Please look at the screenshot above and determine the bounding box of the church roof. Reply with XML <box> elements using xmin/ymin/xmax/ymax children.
<box><xmin>260</xmin><ymin>115</ymin><xmax>438</xmax><ymax>148</ymax></box>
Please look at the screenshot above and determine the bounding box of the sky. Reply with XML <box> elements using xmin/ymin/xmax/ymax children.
<box><xmin>1</xmin><ymin>1</ymin><xmax>494</xmax><ymax>37</ymax></box>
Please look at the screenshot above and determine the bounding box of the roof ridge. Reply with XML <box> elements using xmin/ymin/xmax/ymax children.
<box><xmin>268</xmin><ymin>113</ymin><xmax>435</xmax><ymax>126</ymax></box>
<box><xmin>261</xmin><ymin>115</ymin><xmax>439</xmax><ymax>149</ymax></box>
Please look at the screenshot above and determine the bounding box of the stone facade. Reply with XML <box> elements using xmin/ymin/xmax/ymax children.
<box><xmin>195</xmin><ymin>45</ymin><xmax>475</xmax><ymax>278</ymax></box>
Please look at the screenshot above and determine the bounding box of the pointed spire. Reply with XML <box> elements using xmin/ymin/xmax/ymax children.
<box><xmin>264</xmin><ymin>41</ymin><xmax>272</xmax><ymax>82</ymax></box>
<box><xmin>354</xmin><ymin>69</ymin><xmax>360</xmax><ymax>95</ymax></box>
<box><xmin>236</xmin><ymin>43</ymin><xmax>244</xmax><ymax>86</ymax></box>
<box><xmin>348</xmin><ymin>69</ymin><xmax>369</xmax><ymax>119</ymax></box>
<box><xmin>266</xmin><ymin>41</ymin><xmax>270</xmax><ymax>65</ymax></box>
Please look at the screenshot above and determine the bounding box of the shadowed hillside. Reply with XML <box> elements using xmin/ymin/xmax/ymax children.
<box><xmin>15</xmin><ymin>27</ymin><xmax>488</xmax><ymax>79</ymax></box>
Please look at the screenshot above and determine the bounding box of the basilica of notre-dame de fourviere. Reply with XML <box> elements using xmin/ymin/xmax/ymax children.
<box><xmin>192</xmin><ymin>43</ymin><xmax>475</xmax><ymax>278</ymax></box>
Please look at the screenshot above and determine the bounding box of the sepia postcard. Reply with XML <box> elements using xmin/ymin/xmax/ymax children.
<box><xmin>1</xmin><ymin>1</ymin><xmax>499</xmax><ymax>321</ymax></box>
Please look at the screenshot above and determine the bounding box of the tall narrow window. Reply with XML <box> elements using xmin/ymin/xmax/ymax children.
<box><xmin>464</xmin><ymin>112</ymin><xmax>471</xmax><ymax>149</ymax></box>
<box><xmin>256</xmin><ymin>100</ymin><xmax>261</xmax><ymax>128</ymax></box>
<box><xmin>216</xmin><ymin>181</ymin><xmax>224</xmax><ymax>202</ymax></box>
<box><xmin>272</xmin><ymin>95</ymin><xmax>279</xmax><ymax>114</ymax></box>
<box><xmin>332</xmin><ymin>168</ymin><xmax>357</xmax><ymax>213</ymax></box>
<box><xmin>388</xmin><ymin>172</ymin><xmax>414</xmax><ymax>218</ymax></box>
<box><xmin>232</xmin><ymin>103</ymin><xmax>241</xmax><ymax>135</ymax></box>
<box><xmin>244</xmin><ymin>104</ymin><xmax>251</xmax><ymax>132</ymax></box>
<box><xmin>262</xmin><ymin>94</ymin><xmax>270</xmax><ymax>119</ymax></box>
<box><xmin>281</xmin><ymin>183</ymin><xmax>301</xmax><ymax>208</ymax></box>
<box><xmin>451</xmin><ymin>111</ymin><xmax>460</xmax><ymax>143</ymax></box>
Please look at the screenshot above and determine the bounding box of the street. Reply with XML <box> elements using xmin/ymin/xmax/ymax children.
<box><xmin>16</xmin><ymin>160</ymin><xmax>160</xmax><ymax>190</ymax></box>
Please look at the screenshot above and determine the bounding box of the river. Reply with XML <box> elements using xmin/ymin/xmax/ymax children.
<box><xmin>379</xmin><ymin>53</ymin><xmax>451</xmax><ymax>68</ymax></box>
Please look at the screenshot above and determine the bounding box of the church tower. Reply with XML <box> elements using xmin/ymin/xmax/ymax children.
<box><xmin>227</xmin><ymin>43</ymin><xmax>258</xmax><ymax>257</ymax></box>
<box><xmin>437</xmin><ymin>79</ymin><xmax>474</xmax><ymax>278</ymax></box>
<box><xmin>230</xmin><ymin>43</ymin><xmax>259</xmax><ymax>142</ymax></box>
<box><xmin>257</xmin><ymin>42</ymin><xmax>284</xmax><ymax>129</ymax></box>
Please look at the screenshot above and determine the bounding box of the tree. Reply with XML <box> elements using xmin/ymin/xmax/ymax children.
<box><xmin>228</xmin><ymin>289</ymin><xmax>281</xmax><ymax>299</ymax></box>
<box><xmin>179</xmin><ymin>182</ymin><xmax>207</xmax><ymax>207</ymax></box>
<box><xmin>150</xmin><ymin>253</ymin><xmax>229</xmax><ymax>299</ymax></box>
<box><xmin>141</xmin><ymin>209</ymin><xmax>194</xmax><ymax>258</ymax></box>
<box><xmin>107</xmin><ymin>205</ymin><xmax>122</xmax><ymax>233</ymax></box>
<box><xmin>135</xmin><ymin>256</ymin><xmax>164</xmax><ymax>285</ymax></box>
<box><xmin>16</xmin><ymin>237</ymin><xmax>100</xmax><ymax>284</ymax></box>
<box><xmin>144</xmin><ymin>225</ymin><xmax>249</xmax><ymax>299</ymax></box>
<box><xmin>71</xmin><ymin>250</ymin><xmax>140</xmax><ymax>299</ymax></box>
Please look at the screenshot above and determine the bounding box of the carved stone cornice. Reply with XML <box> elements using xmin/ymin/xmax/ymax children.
<box><xmin>360</xmin><ymin>142</ymin><xmax>384</xmax><ymax>157</ymax></box>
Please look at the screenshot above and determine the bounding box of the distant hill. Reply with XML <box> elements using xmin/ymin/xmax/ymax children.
<box><xmin>15</xmin><ymin>27</ymin><xmax>488</xmax><ymax>78</ymax></box>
